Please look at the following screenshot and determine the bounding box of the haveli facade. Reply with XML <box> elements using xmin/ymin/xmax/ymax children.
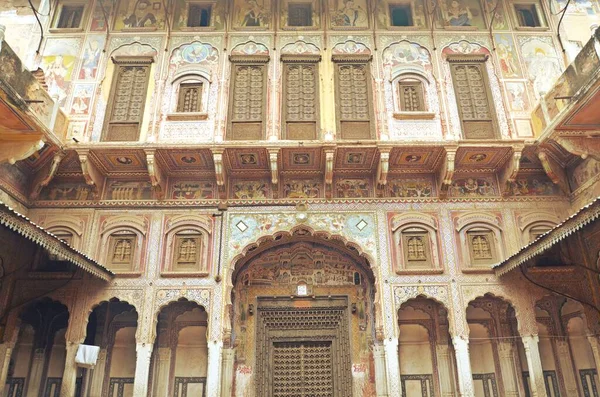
<box><xmin>0</xmin><ymin>0</ymin><xmax>600</xmax><ymax>396</ymax></box>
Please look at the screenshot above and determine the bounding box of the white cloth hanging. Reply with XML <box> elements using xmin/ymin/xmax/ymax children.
<box><xmin>75</xmin><ymin>344</ymin><xmax>100</xmax><ymax>368</ymax></box>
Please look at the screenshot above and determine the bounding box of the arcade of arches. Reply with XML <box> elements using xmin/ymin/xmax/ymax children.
<box><xmin>1</xmin><ymin>221</ymin><xmax>600</xmax><ymax>397</ymax></box>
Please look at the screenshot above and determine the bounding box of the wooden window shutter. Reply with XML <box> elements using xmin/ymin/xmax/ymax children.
<box><xmin>398</xmin><ymin>81</ymin><xmax>425</xmax><ymax>112</ymax></box>
<box><xmin>334</xmin><ymin>62</ymin><xmax>373</xmax><ymax>140</ymax></box>
<box><xmin>283</xmin><ymin>60</ymin><xmax>319</xmax><ymax>140</ymax></box>
<box><xmin>177</xmin><ymin>82</ymin><xmax>203</xmax><ymax>113</ymax></box>
<box><xmin>228</xmin><ymin>62</ymin><xmax>267</xmax><ymax>140</ymax></box>
<box><xmin>103</xmin><ymin>57</ymin><xmax>153</xmax><ymax>142</ymax></box>
<box><xmin>448</xmin><ymin>55</ymin><xmax>498</xmax><ymax>139</ymax></box>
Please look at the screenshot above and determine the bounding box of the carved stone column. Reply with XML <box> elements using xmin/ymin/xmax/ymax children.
<box><xmin>205</xmin><ymin>340</ymin><xmax>223</xmax><ymax>397</ymax></box>
<box><xmin>132</xmin><ymin>343</ymin><xmax>153</xmax><ymax>397</ymax></box>
<box><xmin>436</xmin><ymin>344</ymin><xmax>456</xmax><ymax>397</ymax></box>
<box><xmin>59</xmin><ymin>341</ymin><xmax>80</xmax><ymax>397</ymax></box>
<box><xmin>451</xmin><ymin>336</ymin><xmax>475</xmax><ymax>397</ymax></box>
<box><xmin>88</xmin><ymin>348</ymin><xmax>107</xmax><ymax>397</ymax></box>
<box><xmin>497</xmin><ymin>342</ymin><xmax>520</xmax><ymax>396</ymax></box>
<box><xmin>220</xmin><ymin>347</ymin><xmax>235</xmax><ymax>397</ymax></box>
<box><xmin>522</xmin><ymin>335</ymin><xmax>548</xmax><ymax>397</ymax></box>
<box><xmin>26</xmin><ymin>348</ymin><xmax>46</xmax><ymax>397</ymax></box>
<box><xmin>0</xmin><ymin>343</ymin><xmax>14</xmax><ymax>396</ymax></box>
<box><xmin>373</xmin><ymin>343</ymin><xmax>389</xmax><ymax>397</ymax></box>
<box><xmin>555</xmin><ymin>340</ymin><xmax>579</xmax><ymax>396</ymax></box>
<box><xmin>383</xmin><ymin>337</ymin><xmax>401</xmax><ymax>396</ymax></box>
<box><xmin>153</xmin><ymin>347</ymin><xmax>171</xmax><ymax>397</ymax></box>
<box><xmin>587</xmin><ymin>335</ymin><xmax>600</xmax><ymax>371</ymax></box>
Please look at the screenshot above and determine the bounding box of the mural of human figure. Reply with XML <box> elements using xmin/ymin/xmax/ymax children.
<box><xmin>79</xmin><ymin>38</ymin><xmax>102</xmax><ymax>79</ymax></box>
<box><xmin>241</xmin><ymin>0</ymin><xmax>267</xmax><ymax>27</ymax></box>
<box><xmin>123</xmin><ymin>0</ymin><xmax>158</xmax><ymax>28</ymax></box>
<box><xmin>333</xmin><ymin>0</ymin><xmax>367</xmax><ymax>26</ymax></box>
<box><xmin>497</xmin><ymin>43</ymin><xmax>519</xmax><ymax>77</ymax></box>
<box><xmin>445</xmin><ymin>0</ymin><xmax>473</xmax><ymax>26</ymax></box>
<box><xmin>44</xmin><ymin>55</ymin><xmax>72</xmax><ymax>104</ymax></box>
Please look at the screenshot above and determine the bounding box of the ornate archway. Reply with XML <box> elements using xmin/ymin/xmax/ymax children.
<box><xmin>230</xmin><ymin>227</ymin><xmax>377</xmax><ymax>397</ymax></box>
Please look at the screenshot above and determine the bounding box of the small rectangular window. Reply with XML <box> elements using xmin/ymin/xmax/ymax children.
<box><xmin>177</xmin><ymin>83</ymin><xmax>203</xmax><ymax>113</ymax></box>
<box><xmin>288</xmin><ymin>3</ymin><xmax>313</xmax><ymax>27</ymax></box>
<box><xmin>514</xmin><ymin>4</ymin><xmax>541</xmax><ymax>27</ymax></box>
<box><xmin>390</xmin><ymin>4</ymin><xmax>414</xmax><ymax>26</ymax></box>
<box><xmin>398</xmin><ymin>81</ymin><xmax>425</xmax><ymax>111</ymax></box>
<box><xmin>57</xmin><ymin>5</ymin><xmax>84</xmax><ymax>29</ymax></box>
<box><xmin>188</xmin><ymin>4</ymin><xmax>212</xmax><ymax>27</ymax></box>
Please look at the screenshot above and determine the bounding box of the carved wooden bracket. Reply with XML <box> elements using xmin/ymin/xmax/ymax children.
<box><xmin>1</xmin><ymin>139</ymin><xmax>45</xmax><ymax>165</ymax></box>
<box><xmin>212</xmin><ymin>149</ymin><xmax>227</xmax><ymax>199</ymax></box>
<box><xmin>538</xmin><ymin>150</ymin><xmax>570</xmax><ymax>194</ymax></box>
<box><xmin>324</xmin><ymin>149</ymin><xmax>335</xmax><ymax>199</ymax></box>
<box><xmin>499</xmin><ymin>148</ymin><xmax>523</xmax><ymax>196</ymax></box>
<box><xmin>145</xmin><ymin>149</ymin><xmax>166</xmax><ymax>200</ymax></box>
<box><xmin>437</xmin><ymin>148</ymin><xmax>457</xmax><ymax>199</ymax></box>
<box><xmin>30</xmin><ymin>152</ymin><xmax>65</xmax><ymax>200</ymax></box>
<box><xmin>377</xmin><ymin>150</ymin><xmax>390</xmax><ymax>187</ymax></box>
<box><xmin>212</xmin><ymin>149</ymin><xmax>226</xmax><ymax>187</ymax></box>
<box><xmin>268</xmin><ymin>148</ymin><xmax>279</xmax><ymax>185</ymax></box>
<box><xmin>76</xmin><ymin>150</ymin><xmax>104</xmax><ymax>199</ymax></box>
<box><xmin>555</xmin><ymin>136</ymin><xmax>600</xmax><ymax>160</ymax></box>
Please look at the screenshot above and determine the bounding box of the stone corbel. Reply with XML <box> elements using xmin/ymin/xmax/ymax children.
<box><xmin>499</xmin><ymin>148</ymin><xmax>523</xmax><ymax>196</ymax></box>
<box><xmin>212</xmin><ymin>149</ymin><xmax>227</xmax><ymax>199</ymax></box>
<box><xmin>438</xmin><ymin>147</ymin><xmax>457</xmax><ymax>199</ymax></box>
<box><xmin>377</xmin><ymin>149</ymin><xmax>390</xmax><ymax>187</ymax></box>
<box><xmin>77</xmin><ymin>150</ymin><xmax>104</xmax><ymax>199</ymax></box>
<box><xmin>30</xmin><ymin>152</ymin><xmax>65</xmax><ymax>200</ymax></box>
<box><xmin>538</xmin><ymin>150</ymin><xmax>570</xmax><ymax>194</ymax></box>
<box><xmin>555</xmin><ymin>136</ymin><xmax>600</xmax><ymax>160</ymax></box>
<box><xmin>145</xmin><ymin>149</ymin><xmax>166</xmax><ymax>200</ymax></box>
<box><xmin>324</xmin><ymin>149</ymin><xmax>335</xmax><ymax>199</ymax></box>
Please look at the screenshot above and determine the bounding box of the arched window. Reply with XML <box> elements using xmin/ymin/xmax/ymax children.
<box><xmin>162</xmin><ymin>216</ymin><xmax>212</xmax><ymax>276</ymax></box>
<box><xmin>168</xmin><ymin>74</ymin><xmax>211</xmax><ymax>120</ymax></box>
<box><xmin>398</xmin><ymin>77</ymin><xmax>425</xmax><ymax>112</ymax></box>
<box><xmin>456</xmin><ymin>213</ymin><xmax>505</xmax><ymax>271</ymax></box>
<box><xmin>391</xmin><ymin>71</ymin><xmax>435</xmax><ymax>119</ymax></box>
<box><xmin>391</xmin><ymin>214</ymin><xmax>442</xmax><ymax>273</ymax></box>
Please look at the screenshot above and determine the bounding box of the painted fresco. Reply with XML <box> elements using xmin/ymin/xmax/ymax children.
<box><xmin>0</xmin><ymin>163</ymin><xmax>29</xmax><ymax>198</ymax></box>
<box><xmin>570</xmin><ymin>158</ymin><xmax>600</xmax><ymax>190</ymax></box>
<box><xmin>554</xmin><ymin>0</ymin><xmax>599</xmax><ymax>14</ymax></box>
<box><xmin>170</xmin><ymin>42</ymin><xmax>219</xmax><ymax>67</ymax></box>
<box><xmin>505</xmin><ymin>82</ymin><xmax>530</xmax><ymax>111</ymax></box>
<box><xmin>439</xmin><ymin>0</ymin><xmax>486</xmax><ymax>28</ymax></box>
<box><xmin>494</xmin><ymin>34</ymin><xmax>522</xmax><ymax>78</ymax></box>
<box><xmin>232</xmin><ymin>180</ymin><xmax>270</xmax><ymax>199</ymax></box>
<box><xmin>234</xmin><ymin>0</ymin><xmax>271</xmax><ymax>28</ymax></box>
<box><xmin>105</xmin><ymin>180</ymin><xmax>154</xmax><ymax>200</ymax></box>
<box><xmin>230</xmin><ymin>41</ymin><xmax>270</xmax><ymax>56</ymax></box>
<box><xmin>508</xmin><ymin>175</ymin><xmax>560</xmax><ymax>196</ymax></box>
<box><xmin>382</xmin><ymin>41</ymin><xmax>432</xmax><ymax>68</ymax></box>
<box><xmin>282</xmin><ymin>180</ymin><xmax>322</xmax><ymax>199</ymax></box>
<box><xmin>329</xmin><ymin>0</ymin><xmax>369</xmax><ymax>28</ymax></box>
<box><xmin>448</xmin><ymin>177</ymin><xmax>497</xmax><ymax>197</ymax></box>
<box><xmin>79</xmin><ymin>36</ymin><xmax>105</xmax><ymax>80</ymax></box>
<box><xmin>114</xmin><ymin>0</ymin><xmax>167</xmax><ymax>30</ymax></box>
<box><xmin>90</xmin><ymin>1</ymin><xmax>114</xmax><ymax>31</ymax></box>
<box><xmin>173</xmin><ymin>0</ymin><xmax>226</xmax><ymax>29</ymax></box>
<box><xmin>443</xmin><ymin>40</ymin><xmax>487</xmax><ymax>55</ymax></box>
<box><xmin>170</xmin><ymin>181</ymin><xmax>215</xmax><ymax>200</ymax></box>
<box><xmin>518</xmin><ymin>36</ymin><xmax>563</xmax><ymax>98</ymax></box>
<box><xmin>388</xmin><ymin>177</ymin><xmax>434</xmax><ymax>198</ymax></box>
<box><xmin>335</xmin><ymin>178</ymin><xmax>371</xmax><ymax>198</ymax></box>
<box><xmin>484</xmin><ymin>0</ymin><xmax>509</xmax><ymax>29</ymax></box>
<box><xmin>70</xmin><ymin>84</ymin><xmax>95</xmax><ymax>116</ymax></box>
<box><xmin>331</xmin><ymin>40</ymin><xmax>371</xmax><ymax>55</ymax></box>
<box><xmin>40</xmin><ymin>182</ymin><xmax>93</xmax><ymax>201</ymax></box>
<box><xmin>41</xmin><ymin>38</ymin><xmax>82</xmax><ymax>106</ymax></box>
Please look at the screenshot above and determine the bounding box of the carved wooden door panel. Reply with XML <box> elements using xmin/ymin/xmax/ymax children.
<box><xmin>272</xmin><ymin>341</ymin><xmax>334</xmax><ymax>397</ymax></box>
